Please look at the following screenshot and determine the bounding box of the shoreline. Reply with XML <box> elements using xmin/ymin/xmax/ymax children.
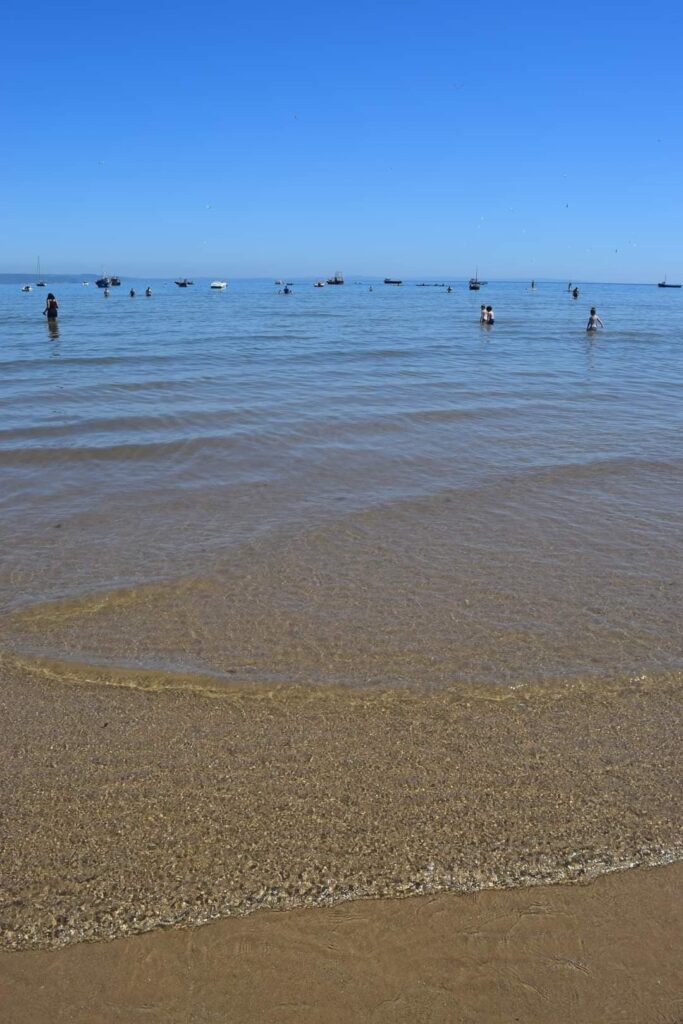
<box><xmin>1</xmin><ymin>654</ymin><xmax>681</xmax><ymax>953</ymax></box>
<box><xmin>2</xmin><ymin>862</ymin><xmax>682</xmax><ymax>1023</ymax></box>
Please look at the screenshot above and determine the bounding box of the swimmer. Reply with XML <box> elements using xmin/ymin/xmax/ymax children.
<box><xmin>446</xmin><ymin>285</ymin><xmax>452</xmax><ymax>293</ymax></box>
<box><xmin>586</xmin><ymin>307</ymin><xmax>604</xmax><ymax>332</ymax></box>
<box><xmin>145</xmin><ymin>287</ymin><xmax>152</xmax><ymax>296</ymax></box>
<box><xmin>572</xmin><ymin>287</ymin><xmax>580</xmax><ymax>299</ymax></box>
<box><xmin>129</xmin><ymin>288</ymin><xmax>136</xmax><ymax>297</ymax></box>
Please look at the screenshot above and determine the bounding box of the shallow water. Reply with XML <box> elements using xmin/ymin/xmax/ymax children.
<box><xmin>2</xmin><ymin>278</ymin><xmax>682</xmax><ymax>687</ymax></box>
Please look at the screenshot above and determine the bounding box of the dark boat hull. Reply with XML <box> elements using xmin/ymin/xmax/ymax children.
<box><xmin>658</xmin><ymin>282</ymin><xmax>681</xmax><ymax>288</ymax></box>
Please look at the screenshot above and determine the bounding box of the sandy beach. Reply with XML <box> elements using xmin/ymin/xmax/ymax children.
<box><xmin>1</xmin><ymin>653</ymin><xmax>681</xmax><ymax>1019</ymax></box>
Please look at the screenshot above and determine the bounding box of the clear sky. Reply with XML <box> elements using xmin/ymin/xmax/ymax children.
<box><xmin>2</xmin><ymin>0</ymin><xmax>682</xmax><ymax>281</ymax></box>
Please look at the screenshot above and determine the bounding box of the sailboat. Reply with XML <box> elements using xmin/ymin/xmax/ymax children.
<box><xmin>469</xmin><ymin>268</ymin><xmax>488</xmax><ymax>290</ymax></box>
<box><xmin>657</xmin><ymin>276</ymin><xmax>681</xmax><ymax>288</ymax></box>
<box><xmin>36</xmin><ymin>257</ymin><xmax>46</xmax><ymax>287</ymax></box>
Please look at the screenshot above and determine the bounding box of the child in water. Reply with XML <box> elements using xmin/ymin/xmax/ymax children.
<box><xmin>586</xmin><ymin>307</ymin><xmax>604</xmax><ymax>332</ymax></box>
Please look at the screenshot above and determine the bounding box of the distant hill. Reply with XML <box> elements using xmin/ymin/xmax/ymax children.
<box><xmin>0</xmin><ymin>273</ymin><xmax>100</xmax><ymax>284</ymax></box>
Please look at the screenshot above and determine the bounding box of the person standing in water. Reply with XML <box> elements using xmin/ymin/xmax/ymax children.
<box><xmin>485</xmin><ymin>305</ymin><xmax>495</xmax><ymax>324</ymax></box>
<box><xmin>586</xmin><ymin>307</ymin><xmax>604</xmax><ymax>332</ymax></box>
<box><xmin>480</xmin><ymin>304</ymin><xmax>487</xmax><ymax>323</ymax></box>
<box><xmin>572</xmin><ymin>287</ymin><xmax>580</xmax><ymax>299</ymax></box>
<box><xmin>43</xmin><ymin>292</ymin><xmax>58</xmax><ymax>319</ymax></box>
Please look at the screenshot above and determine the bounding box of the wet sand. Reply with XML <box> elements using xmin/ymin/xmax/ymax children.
<box><xmin>1</xmin><ymin>654</ymin><xmax>681</xmax><ymax>951</ymax></box>
<box><xmin>3</xmin><ymin>861</ymin><xmax>683</xmax><ymax>1023</ymax></box>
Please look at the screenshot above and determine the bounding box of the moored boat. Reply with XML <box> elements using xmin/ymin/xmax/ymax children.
<box><xmin>658</xmin><ymin>277</ymin><xmax>681</xmax><ymax>288</ymax></box>
<box><xmin>384</xmin><ymin>278</ymin><xmax>402</xmax><ymax>285</ymax></box>
<box><xmin>95</xmin><ymin>277</ymin><xmax>111</xmax><ymax>288</ymax></box>
<box><xmin>21</xmin><ymin>284</ymin><xmax>32</xmax><ymax>292</ymax></box>
<box><xmin>469</xmin><ymin>268</ymin><xmax>487</xmax><ymax>290</ymax></box>
<box><xmin>210</xmin><ymin>281</ymin><xmax>227</xmax><ymax>289</ymax></box>
<box><xmin>314</xmin><ymin>280</ymin><xmax>326</xmax><ymax>288</ymax></box>
<box><xmin>326</xmin><ymin>271</ymin><xmax>344</xmax><ymax>285</ymax></box>
<box><xmin>110</xmin><ymin>276</ymin><xmax>121</xmax><ymax>286</ymax></box>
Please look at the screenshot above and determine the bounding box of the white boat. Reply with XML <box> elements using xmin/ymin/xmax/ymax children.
<box><xmin>314</xmin><ymin>280</ymin><xmax>326</xmax><ymax>288</ymax></box>
<box><xmin>21</xmin><ymin>284</ymin><xmax>32</xmax><ymax>292</ymax></box>
<box><xmin>210</xmin><ymin>281</ymin><xmax>227</xmax><ymax>289</ymax></box>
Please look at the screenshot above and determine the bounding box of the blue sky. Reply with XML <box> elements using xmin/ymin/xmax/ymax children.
<box><xmin>2</xmin><ymin>0</ymin><xmax>682</xmax><ymax>281</ymax></box>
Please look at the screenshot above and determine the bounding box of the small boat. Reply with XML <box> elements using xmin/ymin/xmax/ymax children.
<box><xmin>95</xmin><ymin>277</ymin><xmax>111</xmax><ymax>288</ymax></box>
<box><xmin>469</xmin><ymin>269</ymin><xmax>486</xmax><ymax>290</ymax></box>
<box><xmin>658</xmin><ymin>277</ymin><xmax>681</xmax><ymax>288</ymax></box>
<box><xmin>175</xmin><ymin>278</ymin><xmax>191</xmax><ymax>287</ymax></box>
<box><xmin>110</xmin><ymin>276</ymin><xmax>121</xmax><ymax>286</ymax></box>
<box><xmin>36</xmin><ymin>256</ymin><xmax>46</xmax><ymax>287</ymax></box>
<box><xmin>82</xmin><ymin>281</ymin><xmax>89</xmax><ymax>286</ymax></box>
<box><xmin>326</xmin><ymin>271</ymin><xmax>344</xmax><ymax>285</ymax></box>
<box><xmin>210</xmin><ymin>281</ymin><xmax>227</xmax><ymax>289</ymax></box>
<box><xmin>384</xmin><ymin>278</ymin><xmax>402</xmax><ymax>285</ymax></box>
<box><xmin>275</xmin><ymin>279</ymin><xmax>285</xmax><ymax>286</ymax></box>
<box><xmin>314</xmin><ymin>280</ymin><xmax>326</xmax><ymax>288</ymax></box>
<box><xmin>21</xmin><ymin>284</ymin><xmax>32</xmax><ymax>292</ymax></box>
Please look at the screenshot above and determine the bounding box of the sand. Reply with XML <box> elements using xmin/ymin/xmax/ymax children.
<box><xmin>2</xmin><ymin>861</ymin><xmax>683</xmax><ymax>1023</ymax></box>
<box><xmin>1</xmin><ymin>653</ymin><xmax>682</xmax><ymax>1020</ymax></box>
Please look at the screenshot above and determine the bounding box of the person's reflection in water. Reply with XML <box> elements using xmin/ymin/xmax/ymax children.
<box><xmin>47</xmin><ymin>315</ymin><xmax>60</xmax><ymax>354</ymax></box>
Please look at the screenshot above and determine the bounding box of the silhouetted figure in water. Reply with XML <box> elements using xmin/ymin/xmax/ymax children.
<box><xmin>572</xmin><ymin>287</ymin><xmax>580</xmax><ymax>299</ymax></box>
<box><xmin>130</xmin><ymin>288</ymin><xmax>136</xmax><ymax>297</ymax></box>
<box><xmin>586</xmin><ymin>307</ymin><xmax>604</xmax><ymax>332</ymax></box>
<box><xmin>145</xmin><ymin>287</ymin><xmax>152</xmax><ymax>296</ymax></box>
<box><xmin>43</xmin><ymin>292</ymin><xmax>58</xmax><ymax>319</ymax></box>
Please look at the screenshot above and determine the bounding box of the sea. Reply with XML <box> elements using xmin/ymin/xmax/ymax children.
<box><xmin>1</xmin><ymin>277</ymin><xmax>682</xmax><ymax>690</ymax></box>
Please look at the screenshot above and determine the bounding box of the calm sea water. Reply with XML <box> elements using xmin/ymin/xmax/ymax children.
<box><xmin>1</xmin><ymin>278</ymin><xmax>682</xmax><ymax>687</ymax></box>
